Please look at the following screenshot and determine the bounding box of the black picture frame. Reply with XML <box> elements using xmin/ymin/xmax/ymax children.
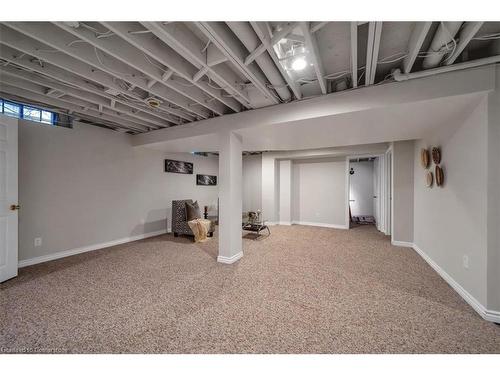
<box><xmin>164</xmin><ymin>159</ymin><xmax>193</xmax><ymax>174</ymax></box>
<box><xmin>196</xmin><ymin>174</ymin><xmax>217</xmax><ymax>186</ymax></box>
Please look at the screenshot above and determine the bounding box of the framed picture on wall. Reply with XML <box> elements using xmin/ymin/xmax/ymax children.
<box><xmin>164</xmin><ymin>159</ymin><xmax>193</xmax><ymax>174</ymax></box>
<box><xmin>197</xmin><ymin>174</ymin><xmax>217</xmax><ymax>186</ymax></box>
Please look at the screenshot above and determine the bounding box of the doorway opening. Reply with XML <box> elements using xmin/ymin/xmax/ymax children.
<box><xmin>348</xmin><ymin>157</ymin><xmax>378</xmax><ymax>228</ymax></box>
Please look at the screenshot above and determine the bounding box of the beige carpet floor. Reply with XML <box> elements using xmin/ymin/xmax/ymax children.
<box><xmin>1</xmin><ymin>225</ymin><xmax>499</xmax><ymax>353</ymax></box>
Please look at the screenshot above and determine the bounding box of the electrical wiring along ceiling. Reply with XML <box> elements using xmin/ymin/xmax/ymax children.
<box><xmin>0</xmin><ymin>21</ymin><xmax>499</xmax><ymax>133</ymax></box>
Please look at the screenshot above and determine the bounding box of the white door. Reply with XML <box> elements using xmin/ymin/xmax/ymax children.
<box><xmin>0</xmin><ymin>115</ymin><xmax>18</xmax><ymax>283</ymax></box>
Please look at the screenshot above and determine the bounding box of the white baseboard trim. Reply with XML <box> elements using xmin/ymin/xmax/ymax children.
<box><xmin>18</xmin><ymin>229</ymin><xmax>168</xmax><ymax>268</ymax></box>
<box><xmin>217</xmin><ymin>251</ymin><xmax>243</xmax><ymax>264</ymax></box>
<box><xmin>278</xmin><ymin>221</ymin><xmax>292</xmax><ymax>226</ymax></box>
<box><xmin>391</xmin><ymin>240</ymin><xmax>413</xmax><ymax>248</ymax></box>
<box><xmin>412</xmin><ymin>243</ymin><xmax>500</xmax><ymax>324</ymax></box>
<box><xmin>292</xmin><ymin>221</ymin><xmax>348</xmax><ymax>230</ymax></box>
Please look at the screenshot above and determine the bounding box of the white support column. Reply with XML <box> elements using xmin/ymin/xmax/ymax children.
<box><xmin>218</xmin><ymin>131</ymin><xmax>243</xmax><ymax>264</ymax></box>
<box><xmin>279</xmin><ymin>160</ymin><xmax>292</xmax><ymax>225</ymax></box>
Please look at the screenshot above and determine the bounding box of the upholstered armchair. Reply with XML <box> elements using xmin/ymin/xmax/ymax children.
<box><xmin>171</xmin><ymin>199</ymin><xmax>215</xmax><ymax>238</ymax></box>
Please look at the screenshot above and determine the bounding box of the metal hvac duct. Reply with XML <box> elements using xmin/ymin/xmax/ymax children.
<box><xmin>227</xmin><ymin>22</ymin><xmax>292</xmax><ymax>101</ymax></box>
<box><xmin>422</xmin><ymin>22</ymin><xmax>463</xmax><ymax>69</ymax></box>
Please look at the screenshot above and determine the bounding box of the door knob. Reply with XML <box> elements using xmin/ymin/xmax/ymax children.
<box><xmin>10</xmin><ymin>204</ymin><xmax>20</xmax><ymax>211</ymax></box>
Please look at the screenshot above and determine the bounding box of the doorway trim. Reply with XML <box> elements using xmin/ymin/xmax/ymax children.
<box><xmin>345</xmin><ymin>151</ymin><xmax>390</xmax><ymax>233</ymax></box>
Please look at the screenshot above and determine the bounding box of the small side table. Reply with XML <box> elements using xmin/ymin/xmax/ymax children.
<box><xmin>242</xmin><ymin>222</ymin><xmax>270</xmax><ymax>236</ymax></box>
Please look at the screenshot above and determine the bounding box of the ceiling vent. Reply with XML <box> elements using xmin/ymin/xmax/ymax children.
<box><xmin>145</xmin><ymin>97</ymin><xmax>161</xmax><ymax>109</ymax></box>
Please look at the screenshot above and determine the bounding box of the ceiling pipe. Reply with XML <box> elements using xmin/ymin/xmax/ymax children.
<box><xmin>226</xmin><ymin>22</ymin><xmax>292</xmax><ymax>102</ymax></box>
<box><xmin>422</xmin><ymin>22</ymin><xmax>463</xmax><ymax>69</ymax></box>
<box><xmin>393</xmin><ymin>55</ymin><xmax>500</xmax><ymax>81</ymax></box>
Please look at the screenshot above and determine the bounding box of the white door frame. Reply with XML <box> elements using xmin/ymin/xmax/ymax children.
<box><xmin>0</xmin><ymin>115</ymin><xmax>19</xmax><ymax>283</ymax></box>
<box><xmin>345</xmin><ymin>153</ymin><xmax>387</xmax><ymax>231</ymax></box>
<box><xmin>384</xmin><ymin>146</ymin><xmax>393</xmax><ymax>236</ymax></box>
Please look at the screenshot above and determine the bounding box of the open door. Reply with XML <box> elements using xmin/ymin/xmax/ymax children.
<box><xmin>0</xmin><ymin>115</ymin><xmax>18</xmax><ymax>283</ymax></box>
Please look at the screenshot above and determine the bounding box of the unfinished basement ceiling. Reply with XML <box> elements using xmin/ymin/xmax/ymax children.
<box><xmin>1</xmin><ymin>21</ymin><xmax>499</xmax><ymax>134</ymax></box>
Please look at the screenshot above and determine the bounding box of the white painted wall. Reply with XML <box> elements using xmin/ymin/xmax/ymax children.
<box><xmin>413</xmin><ymin>98</ymin><xmax>488</xmax><ymax>306</ymax></box>
<box><xmin>392</xmin><ymin>141</ymin><xmax>414</xmax><ymax>244</ymax></box>
<box><xmin>242</xmin><ymin>154</ymin><xmax>262</xmax><ymax>212</ymax></box>
<box><xmin>18</xmin><ymin>120</ymin><xmax>218</xmax><ymax>262</ymax></box>
<box><xmin>349</xmin><ymin>161</ymin><xmax>374</xmax><ymax>216</ymax></box>
<box><xmin>291</xmin><ymin>158</ymin><xmax>347</xmax><ymax>228</ymax></box>
<box><xmin>261</xmin><ymin>144</ymin><xmax>389</xmax><ymax>223</ymax></box>
<box><xmin>279</xmin><ymin>160</ymin><xmax>292</xmax><ymax>224</ymax></box>
<box><xmin>487</xmin><ymin>66</ymin><xmax>500</xmax><ymax>312</ymax></box>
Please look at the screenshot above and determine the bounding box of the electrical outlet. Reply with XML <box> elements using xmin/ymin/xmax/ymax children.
<box><xmin>34</xmin><ymin>237</ymin><xmax>42</xmax><ymax>247</ymax></box>
<box><xmin>463</xmin><ymin>255</ymin><xmax>469</xmax><ymax>269</ymax></box>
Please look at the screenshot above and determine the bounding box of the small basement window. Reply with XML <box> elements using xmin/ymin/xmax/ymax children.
<box><xmin>1</xmin><ymin>98</ymin><xmax>58</xmax><ymax>126</ymax></box>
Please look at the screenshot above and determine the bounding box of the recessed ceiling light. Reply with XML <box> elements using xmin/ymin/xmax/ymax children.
<box><xmin>291</xmin><ymin>57</ymin><xmax>307</xmax><ymax>71</ymax></box>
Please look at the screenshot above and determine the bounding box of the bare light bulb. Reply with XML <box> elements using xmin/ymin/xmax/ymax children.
<box><xmin>291</xmin><ymin>57</ymin><xmax>307</xmax><ymax>71</ymax></box>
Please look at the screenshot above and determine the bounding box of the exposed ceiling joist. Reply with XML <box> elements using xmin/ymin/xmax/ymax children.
<box><xmin>102</xmin><ymin>22</ymin><xmax>241</xmax><ymax>113</ymax></box>
<box><xmin>299</xmin><ymin>22</ymin><xmax>327</xmax><ymax>94</ymax></box>
<box><xmin>0</xmin><ymin>66</ymin><xmax>164</xmax><ymax>130</ymax></box>
<box><xmin>1</xmin><ymin>83</ymin><xmax>147</xmax><ymax>132</ymax></box>
<box><xmin>244</xmin><ymin>22</ymin><xmax>297</xmax><ymax>66</ymax></box>
<box><xmin>2</xmin><ymin>22</ymin><xmax>196</xmax><ymax>122</ymax></box>
<box><xmin>0</xmin><ymin>44</ymin><xmax>175</xmax><ymax>127</ymax></box>
<box><xmin>350</xmin><ymin>22</ymin><xmax>358</xmax><ymax>88</ymax></box>
<box><xmin>310</xmin><ymin>22</ymin><xmax>328</xmax><ymax>33</ymax></box>
<box><xmin>140</xmin><ymin>22</ymin><xmax>252</xmax><ymax>109</ymax></box>
<box><xmin>51</xmin><ymin>22</ymin><xmax>215</xmax><ymax>118</ymax></box>
<box><xmin>365</xmin><ymin>22</ymin><xmax>383</xmax><ymax>85</ymax></box>
<box><xmin>250</xmin><ymin>21</ymin><xmax>302</xmax><ymax>100</ymax></box>
<box><xmin>403</xmin><ymin>22</ymin><xmax>432</xmax><ymax>74</ymax></box>
<box><xmin>196</xmin><ymin>22</ymin><xmax>280</xmax><ymax>104</ymax></box>
<box><xmin>0</xmin><ymin>24</ymin><xmax>191</xmax><ymax>123</ymax></box>
<box><xmin>444</xmin><ymin>22</ymin><xmax>484</xmax><ymax>65</ymax></box>
<box><xmin>286</xmin><ymin>34</ymin><xmax>305</xmax><ymax>43</ymax></box>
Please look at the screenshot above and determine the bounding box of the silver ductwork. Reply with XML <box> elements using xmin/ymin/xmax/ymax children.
<box><xmin>227</xmin><ymin>22</ymin><xmax>292</xmax><ymax>101</ymax></box>
<box><xmin>422</xmin><ymin>22</ymin><xmax>463</xmax><ymax>69</ymax></box>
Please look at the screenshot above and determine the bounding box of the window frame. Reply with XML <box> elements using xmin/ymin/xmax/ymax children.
<box><xmin>1</xmin><ymin>98</ymin><xmax>57</xmax><ymax>126</ymax></box>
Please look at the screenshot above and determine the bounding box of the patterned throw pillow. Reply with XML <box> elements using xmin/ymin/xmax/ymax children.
<box><xmin>185</xmin><ymin>200</ymin><xmax>201</xmax><ymax>221</ymax></box>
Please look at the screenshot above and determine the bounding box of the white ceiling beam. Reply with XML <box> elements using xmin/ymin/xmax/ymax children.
<box><xmin>403</xmin><ymin>22</ymin><xmax>432</xmax><ymax>74</ymax></box>
<box><xmin>193</xmin><ymin>67</ymin><xmax>209</xmax><ymax>82</ymax></box>
<box><xmin>0</xmin><ymin>45</ymin><xmax>175</xmax><ymax>127</ymax></box>
<box><xmin>2</xmin><ymin>22</ymin><xmax>196</xmax><ymax>122</ymax></box>
<box><xmin>350</xmin><ymin>22</ymin><xmax>358</xmax><ymax>88</ymax></box>
<box><xmin>444</xmin><ymin>22</ymin><xmax>484</xmax><ymax>66</ymax></box>
<box><xmin>206</xmin><ymin>44</ymin><xmax>227</xmax><ymax>66</ymax></box>
<box><xmin>0</xmin><ymin>26</ymin><xmax>188</xmax><ymax>124</ymax></box>
<box><xmin>365</xmin><ymin>22</ymin><xmax>383</xmax><ymax>85</ymax></box>
<box><xmin>0</xmin><ymin>76</ymin><xmax>150</xmax><ymax>132</ymax></box>
<box><xmin>140</xmin><ymin>22</ymin><xmax>252</xmax><ymax>109</ymax></box>
<box><xmin>299</xmin><ymin>22</ymin><xmax>327</xmax><ymax>94</ymax></box>
<box><xmin>196</xmin><ymin>22</ymin><xmax>280</xmax><ymax>104</ymax></box>
<box><xmin>244</xmin><ymin>22</ymin><xmax>298</xmax><ymax>66</ymax></box>
<box><xmin>102</xmin><ymin>22</ymin><xmax>241</xmax><ymax>113</ymax></box>
<box><xmin>250</xmin><ymin>22</ymin><xmax>302</xmax><ymax>100</ymax></box>
<box><xmin>0</xmin><ymin>83</ymin><xmax>148</xmax><ymax>132</ymax></box>
<box><xmin>52</xmin><ymin>22</ymin><xmax>215</xmax><ymax>118</ymax></box>
<box><xmin>0</xmin><ymin>66</ymin><xmax>165</xmax><ymax>129</ymax></box>
<box><xmin>310</xmin><ymin>22</ymin><xmax>328</xmax><ymax>33</ymax></box>
<box><xmin>286</xmin><ymin>34</ymin><xmax>305</xmax><ymax>43</ymax></box>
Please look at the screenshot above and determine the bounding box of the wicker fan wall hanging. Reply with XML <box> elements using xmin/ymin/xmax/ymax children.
<box><xmin>420</xmin><ymin>148</ymin><xmax>430</xmax><ymax>168</ymax></box>
<box><xmin>432</xmin><ymin>147</ymin><xmax>441</xmax><ymax>164</ymax></box>
<box><xmin>435</xmin><ymin>165</ymin><xmax>444</xmax><ymax>186</ymax></box>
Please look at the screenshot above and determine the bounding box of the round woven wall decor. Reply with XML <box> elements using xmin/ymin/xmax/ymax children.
<box><xmin>426</xmin><ymin>171</ymin><xmax>433</xmax><ymax>187</ymax></box>
<box><xmin>435</xmin><ymin>165</ymin><xmax>444</xmax><ymax>186</ymax></box>
<box><xmin>420</xmin><ymin>148</ymin><xmax>430</xmax><ymax>168</ymax></box>
<box><xmin>432</xmin><ymin>147</ymin><xmax>441</xmax><ymax>164</ymax></box>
